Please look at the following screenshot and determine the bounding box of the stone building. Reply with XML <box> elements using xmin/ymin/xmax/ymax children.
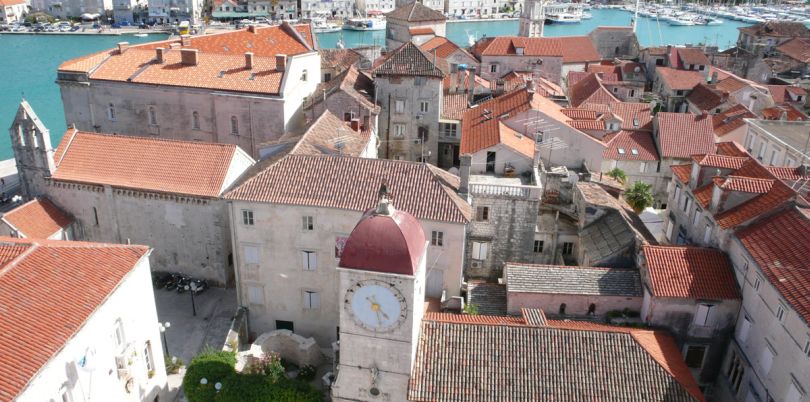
<box><xmin>587</xmin><ymin>26</ymin><xmax>640</xmax><ymax>60</ymax></box>
<box><xmin>57</xmin><ymin>24</ymin><xmax>320</xmax><ymax>159</ymax></box>
<box><xmin>373</xmin><ymin>41</ymin><xmax>445</xmax><ymax>164</ymax></box>
<box><xmin>320</xmin><ymin>48</ymin><xmax>363</xmax><ymax>83</ymax></box>
<box><xmin>40</xmin><ymin>0</ymin><xmax>110</xmax><ymax>19</ymax></box>
<box><xmin>0</xmin><ymin>198</ymin><xmax>74</xmax><ymax>240</ymax></box>
<box><xmin>225</xmin><ymin>155</ymin><xmax>470</xmax><ymax>346</ymax></box>
<box><xmin>653</xmin><ymin>67</ymin><xmax>705</xmax><ymax>112</ymax></box>
<box><xmin>711</xmin><ymin>105</ymin><xmax>756</xmax><ymax>145</ymax></box>
<box><xmin>639</xmin><ymin>245</ymin><xmax>741</xmax><ymax>390</ymax></box>
<box><xmin>385</xmin><ymin>2</ymin><xmax>446</xmax><ymax>50</ymax></box>
<box><xmin>303</xmin><ymin>65</ymin><xmax>380</xmax><ymax>139</ymax></box>
<box><xmin>0</xmin><ymin>0</ymin><xmax>27</xmax><ymax>23</ymax></box>
<box><xmin>742</xmin><ymin>119</ymin><xmax>810</xmax><ymax>168</ymax></box>
<box><xmin>147</xmin><ymin>0</ymin><xmax>204</xmax><ymax>23</ymax></box>
<box><xmin>652</xmin><ymin>112</ymin><xmax>716</xmax><ymax>206</ymax></box>
<box><xmin>10</xmin><ymin>103</ymin><xmax>255</xmax><ymax>285</ymax></box>
<box><xmin>1</xmin><ymin>237</ymin><xmax>166</xmax><ymax>402</ymax></box>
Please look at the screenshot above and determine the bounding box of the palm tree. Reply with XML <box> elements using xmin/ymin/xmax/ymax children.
<box><xmin>625</xmin><ymin>181</ymin><xmax>654</xmax><ymax>214</ymax></box>
<box><xmin>606</xmin><ymin>167</ymin><xmax>627</xmax><ymax>184</ymax></box>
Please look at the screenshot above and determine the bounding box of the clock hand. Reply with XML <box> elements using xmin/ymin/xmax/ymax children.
<box><xmin>375</xmin><ymin>309</ymin><xmax>383</xmax><ymax>325</ymax></box>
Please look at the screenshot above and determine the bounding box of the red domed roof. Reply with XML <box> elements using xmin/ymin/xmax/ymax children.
<box><xmin>339</xmin><ymin>202</ymin><xmax>426</xmax><ymax>276</ymax></box>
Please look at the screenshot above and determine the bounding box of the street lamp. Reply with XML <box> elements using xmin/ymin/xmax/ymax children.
<box><xmin>185</xmin><ymin>282</ymin><xmax>198</xmax><ymax>316</ymax></box>
<box><xmin>200</xmin><ymin>378</ymin><xmax>208</xmax><ymax>385</ymax></box>
<box><xmin>158</xmin><ymin>321</ymin><xmax>171</xmax><ymax>356</ymax></box>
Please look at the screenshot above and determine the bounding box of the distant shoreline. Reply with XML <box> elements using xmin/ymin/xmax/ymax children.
<box><xmin>0</xmin><ymin>30</ymin><xmax>167</xmax><ymax>36</ymax></box>
<box><xmin>447</xmin><ymin>17</ymin><xmax>519</xmax><ymax>23</ymax></box>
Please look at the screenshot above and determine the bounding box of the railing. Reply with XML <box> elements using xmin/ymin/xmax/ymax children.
<box><xmin>470</xmin><ymin>183</ymin><xmax>542</xmax><ymax>199</ymax></box>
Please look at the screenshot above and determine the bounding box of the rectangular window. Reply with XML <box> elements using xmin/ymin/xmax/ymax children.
<box><xmin>394</xmin><ymin>99</ymin><xmax>405</xmax><ymax>114</ymax></box>
<box><xmin>692</xmin><ymin>208</ymin><xmax>701</xmax><ymax>226</ymax></box>
<box><xmin>419</xmin><ymin>101</ymin><xmax>429</xmax><ymax>113</ymax></box>
<box><xmin>243</xmin><ymin>245</ymin><xmax>260</xmax><ymax>265</ymax></box>
<box><xmin>737</xmin><ymin>314</ymin><xmax>751</xmax><ymax>343</ymax></box>
<box><xmin>769</xmin><ymin>150</ymin><xmax>777</xmax><ymax>166</ymax></box>
<box><xmin>754</xmin><ymin>274</ymin><xmax>762</xmax><ymax>290</ymax></box>
<box><xmin>562</xmin><ymin>242</ymin><xmax>574</xmax><ymax>255</ymax></box>
<box><xmin>431</xmin><ymin>231</ymin><xmax>444</xmax><ymax>246</ymax></box>
<box><xmin>301</xmin><ymin>251</ymin><xmax>317</xmax><ymax>271</ymax></box>
<box><xmin>726</xmin><ymin>351</ymin><xmax>745</xmax><ymax>393</ymax></box>
<box><xmin>242</xmin><ymin>210</ymin><xmax>254</xmax><ymax>226</ymax></box>
<box><xmin>533</xmin><ymin>240</ymin><xmax>544</xmax><ymax>253</ymax></box>
<box><xmin>475</xmin><ymin>206</ymin><xmax>489</xmax><ymax>221</ymax></box>
<box><xmin>394</xmin><ymin>124</ymin><xmax>406</xmax><ymax>137</ymax></box>
<box><xmin>684</xmin><ymin>345</ymin><xmax>707</xmax><ymax>368</ymax></box>
<box><xmin>303</xmin><ymin>290</ymin><xmax>320</xmax><ymax>309</ymax></box>
<box><xmin>489</xmin><ymin>64</ymin><xmax>498</xmax><ymax>73</ymax></box>
<box><xmin>694</xmin><ymin>303</ymin><xmax>715</xmax><ymax>326</ymax></box>
<box><xmin>148</xmin><ymin>106</ymin><xmax>157</xmax><ymax>125</ymax></box>
<box><xmin>113</xmin><ymin>319</ymin><xmax>125</xmax><ymax>350</ymax></box>
<box><xmin>703</xmin><ymin>223</ymin><xmax>713</xmax><ymax>244</ymax></box>
<box><xmin>301</xmin><ymin>69</ymin><xmax>308</xmax><ymax>81</ymax></box>
<box><xmin>302</xmin><ymin>216</ymin><xmax>314</xmax><ymax>231</ymax></box>
<box><xmin>804</xmin><ymin>339</ymin><xmax>810</xmax><ymax>357</ymax></box>
<box><xmin>440</xmin><ymin>123</ymin><xmax>458</xmax><ymax>137</ymax></box>
<box><xmin>323</xmin><ymin>73</ymin><xmax>332</xmax><ymax>82</ymax></box>
<box><xmin>760</xmin><ymin>344</ymin><xmax>775</xmax><ymax>373</ymax></box>
<box><xmin>683</xmin><ymin>196</ymin><xmax>692</xmax><ymax>213</ymax></box>
<box><xmin>144</xmin><ymin>342</ymin><xmax>154</xmax><ymax>373</ymax></box>
<box><xmin>471</xmin><ymin>241</ymin><xmax>488</xmax><ymax>260</ymax></box>
<box><xmin>640</xmin><ymin>162</ymin><xmax>647</xmax><ymax>173</ymax></box>
<box><xmin>777</xmin><ymin>303</ymin><xmax>786</xmax><ymax>321</ymax></box>
<box><xmin>247</xmin><ymin>285</ymin><xmax>264</xmax><ymax>305</ymax></box>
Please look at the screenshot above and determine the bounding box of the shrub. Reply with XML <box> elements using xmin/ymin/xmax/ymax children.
<box><xmin>463</xmin><ymin>303</ymin><xmax>479</xmax><ymax>315</ymax></box>
<box><xmin>243</xmin><ymin>352</ymin><xmax>285</xmax><ymax>383</ymax></box>
<box><xmin>165</xmin><ymin>356</ymin><xmax>184</xmax><ymax>374</ymax></box>
<box><xmin>297</xmin><ymin>365</ymin><xmax>317</xmax><ymax>382</ymax></box>
<box><xmin>624</xmin><ymin>181</ymin><xmax>654</xmax><ymax>213</ymax></box>
<box><xmin>606</xmin><ymin>167</ymin><xmax>627</xmax><ymax>184</ymax></box>
<box><xmin>183</xmin><ymin>351</ymin><xmax>237</xmax><ymax>402</ymax></box>
<box><xmin>214</xmin><ymin>376</ymin><xmax>322</xmax><ymax>402</ymax></box>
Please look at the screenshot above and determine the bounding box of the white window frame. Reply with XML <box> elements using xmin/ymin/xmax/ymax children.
<box><xmin>301</xmin><ymin>250</ymin><xmax>317</xmax><ymax>271</ymax></box>
<box><xmin>471</xmin><ymin>241</ymin><xmax>488</xmax><ymax>260</ymax></box>
<box><xmin>489</xmin><ymin>63</ymin><xmax>498</xmax><ymax>73</ymax></box>
<box><xmin>243</xmin><ymin>244</ymin><xmax>260</xmax><ymax>265</ymax></box>
<box><xmin>247</xmin><ymin>284</ymin><xmax>265</xmax><ymax>305</ymax></box>
<box><xmin>694</xmin><ymin>303</ymin><xmax>715</xmax><ymax>326</ymax></box>
<box><xmin>394</xmin><ymin>99</ymin><xmax>405</xmax><ymax>114</ymax></box>
<box><xmin>303</xmin><ymin>290</ymin><xmax>320</xmax><ymax>310</ymax></box>
<box><xmin>760</xmin><ymin>343</ymin><xmax>775</xmax><ymax>373</ymax></box>
<box><xmin>242</xmin><ymin>209</ymin><xmax>254</xmax><ymax>226</ymax></box>
<box><xmin>776</xmin><ymin>303</ymin><xmax>787</xmax><ymax>322</ymax></box>
<box><xmin>419</xmin><ymin>100</ymin><xmax>429</xmax><ymax>113</ymax></box>
<box><xmin>113</xmin><ymin>318</ymin><xmax>126</xmax><ymax>351</ymax></box>
<box><xmin>431</xmin><ymin>230</ymin><xmax>444</xmax><ymax>247</ymax></box>
<box><xmin>394</xmin><ymin>123</ymin><xmax>406</xmax><ymax>137</ymax></box>
<box><xmin>302</xmin><ymin>216</ymin><xmax>314</xmax><ymax>231</ymax></box>
<box><xmin>737</xmin><ymin>314</ymin><xmax>751</xmax><ymax>343</ymax></box>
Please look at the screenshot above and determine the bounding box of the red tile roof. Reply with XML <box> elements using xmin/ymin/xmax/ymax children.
<box><xmin>738</xmin><ymin>21</ymin><xmax>810</xmax><ymax>38</ymax></box>
<box><xmin>715</xmin><ymin>141</ymin><xmax>749</xmax><ymax>157</ymax></box>
<box><xmin>686</xmin><ymin>83</ymin><xmax>728</xmax><ymax>111</ymax></box>
<box><xmin>720</xmin><ymin>176</ymin><xmax>775</xmax><ymax>194</ymax></box>
<box><xmin>555</xmin><ymin>36</ymin><xmax>602</xmax><ymax>63</ymax></box>
<box><xmin>460</xmin><ymin>88</ymin><xmax>533</xmax><ymax>155</ymax></box>
<box><xmin>409</xmin><ymin>26</ymin><xmax>435</xmax><ymax>35</ymax></box>
<box><xmin>52</xmin><ymin>130</ymin><xmax>242</xmax><ymax>198</ymax></box>
<box><xmin>0</xmin><ymin>237</ymin><xmax>149</xmax><ymax>401</ymax></box>
<box><xmin>0</xmin><ymin>0</ymin><xmax>26</xmax><ymax>5</ymax></box>
<box><xmin>672</xmin><ymin>164</ymin><xmax>692</xmax><ymax>184</ymax></box>
<box><xmin>471</xmin><ymin>36</ymin><xmax>563</xmax><ymax>57</ymax></box>
<box><xmin>372</xmin><ymin>41</ymin><xmax>444</xmax><ymax>77</ymax></box>
<box><xmin>442</xmin><ymin>92</ymin><xmax>470</xmax><ymax>120</ymax></box>
<box><xmin>289</xmin><ymin>111</ymin><xmax>372</xmax><ymax>157</ymax></box>
<box><xmin>676</xmin><ymin>48</ymin><xmax>710</xmax><ymax>67</ymax></box>
<box><xmin>766</xmin><ymin>84</ymin><xmax>805</xmax><ymax>104</ymax></box>
<box><xmin>603</xmin><ymin>130</ymin><xmax>659</xmax><ymax>161</ymax></box>
<box><xmin>225</xmin><ymin>155</ymin><xmax>471</xmax><ymax>223</ymax></box>
<box><xmin>656</xmin><ymin>113</ymin><xmax>716</xmax><ymax>159</ymax></box>
<box><xmin>1</xmin><ymin>198</ymin><xmax>72</xmax><ymax>239</ymax></box>
<box><xmin>693</xmin><ymin>183</ymin><xmax>714</xmax><ymax>208</ymax></box>
<box><xmin>385</xmin><ymin>1</ymin><xmax>446</xmax><ymax>22</ymax></box>
<box><xmin>642</xmin><ymin>245</ymin><xmax>740</xmax><ymax>299</ymax></box>
<box><xmin>568</xmin><ymin>72</ymin><xmax>619</xmax><ymax>107</ymax></box>
<box><xmin>737</xmin><ymin>206</ymin><xmax>810</xmax><ymax>323</ymax></box>
<box><xmin>561</xmin><ymin>108</ymin><xmax>600</xmax><ymax>120</ymax></box>
<box><xmin>693</xmin><ymin>154</ymin><xmax>749</xmax><ymax>170</ymax></box>
<box><xmin>713</xmin><ymin>104</ymin><xmax>756</xmax><ymax>136</ymax></box>
<box><xmin>656</xmin><ymin>67</ymin><xmax>705</xmax><ymax>91</ymax></box>
<box><xmin>714</xmin><ymin>75</ymin><xmax>749</xmax><ymax>94</ymax></box>
<box><xmin>761</xmin><ymin>104</ymin><xmax>808</xmax><ymax>121</ymax></box>
<box><xmin>586</xmin><ymin>102</ymin><xmax>654</xmax><ymax>131</ymax></box>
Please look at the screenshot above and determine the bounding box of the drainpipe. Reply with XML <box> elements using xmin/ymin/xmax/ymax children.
<box><xmin>227</xmin><ymin>201</ymin><xmax>245</xmax><ymax>321</ymax></box>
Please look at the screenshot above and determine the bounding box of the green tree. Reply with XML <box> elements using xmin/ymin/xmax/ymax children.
<box><xmin>624</xmin><ymin>181</ymin><xmax>654</xmax><ymax>214</ymax></box>
<box><xmin>606</xmin><ymin>167</ymin><xmax>627</xmax><ymax>184</ymax></box>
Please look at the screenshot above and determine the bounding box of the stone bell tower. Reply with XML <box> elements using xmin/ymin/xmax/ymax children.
<box><xmin>9</xmin><ymin>100</ymin><xmax>56</xmax><ymax>199</ymax></box>
<box><xmin>331</xmin><ymin>190</ymin><xmax>428</xmax><ymax>402</ymax></box>
<box><xmin>519</xmin><ymin>0</ymin><xmax>546</xmax><ymax>38</ymax></box>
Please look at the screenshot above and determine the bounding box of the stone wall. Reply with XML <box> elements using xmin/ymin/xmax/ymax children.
<box><xmin>375</xmin><ymin>75</ymin><xmax>442</xmax><ymax>164</ymax></box>
<box><xmin>248</xmin><ymin>330</ymin><xmax>323</xmax><ymax>368</ymax></box>
<box><xmin>507</xmin><ymin>292</ymin><xmax>642</xmax><ymax>316</ymax></box>
<box><xmin>588</xmin><ymin>28</ymin><xmax>640</xmax><ymax>60</ymax></box>
<box><xmin>479</xmin><ymin>55</ymin><xmax>563</xmax><ymax>86</ymax></box>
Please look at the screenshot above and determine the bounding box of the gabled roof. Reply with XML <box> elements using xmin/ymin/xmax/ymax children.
<box><xmin>581</xmin><ymin>102</ymin><xmax>654</xmax><ymax>131</ymax></box>
<box><xmin>372</xmin><ymin>41</ymin><xmax>444</xmax><ymax>77</ymax></box>
<box><xmin>410</xmin><ymin>313</ymin><xmax>705</xmax><ymax>402</ymax></box>
<box><xmin>642</xmin><ymin>245</ymin><xmax>740</xmax><ymax>300</ymax></box>
<box><xmin>738</xmin><ymin>21</ymin><xmax>810</xmax><ymax>38</ymax></box>
<box><xmin>460</xmin><ymin>88</ymin><xmax>533</xmax><ymax>155</ymax></box>
<box><xmin>568</xmin><ymin>72</ymin><xmax>619</xmax><ymax>108</ymax></box>
<box><xmin>442</xmin><ymin>92</ymin><xmax>469</xmax><ymax>121</ymax></box>
<box><xmin>225</xmin><ymin>155</ymin><xmax>471</xmax><ymax>223</ymax></box>
<box><xmin>686</xmin><ymin>83</ymin><xmax>728</xmax><ymax>111</ymax></box>
<box><xmin>554</xmin><ymin>36</ymin><xmax>602</xmax><ymax>63</ymax></box>
<box><xmin>656</xmin><ymin>67</ymin><xmax>704</xmax><ymax>91</ymax></box>
<box><xmin>712</xmin><ymin>104</ymin><xmax>756</xmax><ymax>136</ymax></box>
<box><xmin>603</xmin><ymin>130</ymin><xmax>659</xmax><ymax>161</ymax></box>
<box><xmin>288</xmin><ymin>111</ymin><xmax>371</xmax><ymax>157</ymax></box>
<box><xmin>0</xmin><ymin>0</ymin><xmax>26</xmax><ymax>5</ymax></box>
<box><xmin>409</xmin><ymin>27</ymin><xmax>435</xmax><ymax>35</ymax></box>
<box><xmin>767</xmin><ymin>84</ymin><xmax>808</xmax><ymax>104</ymax></box>
<box><xmin>385</xmin><ymin>1</ymin><xmax>446</xmax><ymax>22</ymax></box>
<box><xmin>761</xmin><ymin>104</ymin><xmax>808</xmax><ymax>121</ymax></box>
<box><xmin>505</xmin><ymin>263</ymin><xmax>642</xmax><ymax>297</ymax></box>
<box><xmin>675</xmin><ymin>47</ymin><xmax>710</xmax><ymax>67</ymax></box>
<box><xmin>737</xmin><ymin>206</ymin><xmax>810</xmax><ymax>323</ymax></box>
<box><xmin>471</xmin><ymin>36</ymin><xmax>563</xmax><ymax>57</ymax></box>
<box><xmin>498</xmin><ymin>122</ymin><xmax>536</xmax><ymax>158</ymax></box>
<box><xmin>305</xmin><ymin>65</ymin><xmax>378</xmax><ymax>112</ymax></box>
<box><xmin>320</xmin><ymin>48</ymin><xmax>362</xmax><ymax>72</ymax></box>
<box><xmin>420</xmin><ymin>36</ymin><xmax>461</xmax><ymax>59</ymax></box>
<box><xmin>1</xmin><ymin>198</ymin><xmax>73</xmax><ymax>239</ymax></box>
<box><xmin>656</xmin><ymin>113</ymin><xmax>715</xmax><ymax>159</ymax></box>
<box><xmin>775</xmin><ymin>37</ymin><xmax>810</xmax><ymax>63</ymax></box>
<box><xmin>0</xmin><ymin>238</ymin><xmax>149</xmax><ymax>401</ymax></box>
<box><xmin>52</xmin><ymin>130</ymin><xmax>247</xmax><ymax>198</ymax></box>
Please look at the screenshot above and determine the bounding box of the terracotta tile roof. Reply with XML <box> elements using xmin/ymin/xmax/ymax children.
<box><xmin>676</xmin><ymin>48</ymin><xmax>710</xmax><ymax>66</ymax></box>
<box><xmin>645</xmin><ymin>46</ymin><xmax>669</xmax><ymax>56</ymax></box>
<box><xmin>132</xmin><ymin>23</ymin><xmax>315</xmax><ymax>55</ymax></box>
<box><xmin>471</xmin><ymin>36</ymin><xmax>563</xmax><ymax>57</ymax></box>
<box><xmin>568</xmin><ymin>120</ymin><xmax>605</xmax><ymax>131</ymax></box>
<box><xmin>603</xmin><ymin>130</ymin><xmax>659</xmax><ymax>161</ymax></box>
<box><xmin>555</xmin><ymin>36</ymin><xmax>602</xmax><ymax>63</ymax></box>
<box><xmin>693</xmin><ymin>183</ymin><xmax>714</xmax><ymax>208</ymax></box>
<box><xmin>738</xmin><ymin>21</ymin><xmax>810</xmax><ymax>38</ymax></box>
<box><xmin>656</xmin><ymin>113</ymin><xmax>716</xmax><ymax>159</ymax></box>
<box><xmin>713</xmin><ymin>158</ymin><xmax>798</xmax><ymax>229</ymax></box>
<box><xmin>656</xmin><ymin>67</ymin><xmax>705</xmax><ymax>91</ymax></box>
<box><xmin>586</xmin><ymin>102</ymin><xmax>654</xmax><ymax>131</ymax></box>
<box><xmin>766</xmin><ymin>84</ymin><xmax>807</xmax><ymax>104</ymax></box>
<box><xmin>409</xmin><ymin>27</ymin><xmax>435</xmax><ymax>35</ymax></box>
<box><xmin>768</xmin><ymin>166</ymin><xmax>807</xmax><ymax>181</ymax></box>
<box><xmin>1</xmin><ymin>198</ymin><xmax>73</xmax><ymax>239</ymax></box>
<box><xmin>713</xmin><ymin>104</ymin><xmax>756</xmax><ymax>136</ymax></box>
<box><xmin>372</xmin><ymin>41</ymin><xmax>444</xmax><ymax>78</ymax></box>
<box><xmin>442</xmin><ymin>92</ymin><xmax>469</xmax><ymax>120</ymax></box>
<box><xmin>385</xmin><ymin>1</ymin><xmax>446</xmax><ymax>22</ymax></box>
<box><xmin>737</xmin><ymin>206</ymin><xmax>810</xmax><ymax>323</ymax></box>
<box><xmin>643</xmin><ymin>245</ymin><xmax>740</xmax><ymax>299</ymax></box>
<box><xmin>466</xmin><ymin>280</ymin><xmax>507</xmax><ymax>315</ymax></box>
<box><xmin>561</xmin><ymin>108</ymin><xmax>599</xmax><ymax>120</ymax></box>
<box><xmin>720</xmin><ymin>176</ymin><xmax>775</xmax><ymax>194</ymax></box>
<box><xmin>672</xmin><ymin>164</ymin><xmax>692</xmax><ymax>184</ymax></box>
<box><xmin>715</xmin><ymin>141</ymin><xmax>749</xmax><ymax>157</ymax></box>
<box><xmin>52</xmin><ymin>130</ymin><xmax>242</xmax><ymax>198</ymax></box>
<box><xmin>694</xmin><ymin>153</ymin><xmax>749</xmax><ymax>170</ymax></box>
<box><xmin>0</xmin><ymin>0</ymin><xmax>26</xmax><ymax>5</ymax></box>
<box><xmin>289</xmin><ymin>111</ymin><xmax>371</xmax><ymax>156</ymax></box>
<box><xmin>424</xmin><ymin>312</ymin><xmax>524</xmax><ymax>325</ymax></box>
<box><xmin>568</xmin><ymin>72</ymin><xmax>619</xmax><ymax>107</ymax></box>
<box><xmin>225</xmin><ymin>155</ymin><xmax>471</xmax><ymax>223</ymax></box>
<box><xmin>587</xmin><ymin>63</ymin><xmax>618</xmax><ymax>76</ymax></box>
<box><xmin>686</xmin><ymin>83</ymin><xmax>728</xmax><ymax>111</ymax></box>
<box><xmin>58</xmin><ymin>49</ymin><xmax>115</xmax><ymax>73</ymax></box>
<box><xmin>460</xmin><ymin>88</ymin><xmax>532</xmax><ymax>155</ymax></box>
<box><xmin>775</xmin><ymin>37</ymin><xmax>810</xmax><ymax>63</ymax></box>
<box><xmin>305</xmin><ymin>65</ymin><xmax>378</xmax><ymax>112</ymax></box>
<box><xmin>411</xmin><ymin>317</ymin><xmax>705</xmax><ymax>402</ymax></box>
<box><xmin>761</xmin><ymin>104</ymin><xmax>808</xmax><ymax>121</ymax></box>
<box><xmin>567</xmin><ymin>70</ymin><xmax>590</xmax><ymax>87</ymax></box>
<box><xmin>534</xmin><ymin>76</ymin><xmax>565</xmax><ymax>98</ymax></box>
<box><xmin>0</xmin><ymin>237</ymin><xmax>149</xmax><ymax>401</ymax></box>
<box><xmin>498</xmin><ymin>122</ymin><xmax>536</xmax><ymax>158</ymax></box>
<box><xmin>714</xmin><ymin>75</ymin><xmax>749</xmax><ymax>93</ymax></box>
<box><xmin>320</xmin><ymin>48</ymin><xmax>361</xmax><ymax>72</ymax></box>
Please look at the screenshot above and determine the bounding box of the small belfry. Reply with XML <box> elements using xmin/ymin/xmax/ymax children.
<box><xmin>331</xmin><ymin>185</ymin><xmax>428</xmax><ymax>402</ymax></box>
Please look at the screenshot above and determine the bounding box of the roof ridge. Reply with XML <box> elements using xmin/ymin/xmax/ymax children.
<box><xmin>71</xmin><ymin>130</ymin><xmax>239</xmax><ymax>149</ymax></box>
<box><xmin>0</xmin><ymin>242</ymin><xmax>38</xmax><ymax>278</ymax></box>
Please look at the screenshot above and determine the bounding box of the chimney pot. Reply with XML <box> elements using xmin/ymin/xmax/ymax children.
<box><xmin>155</xmin><ymin>48</ymin><xmax>165</xmax><ymax>64</ymax></box>
<box><xmin>350</xmin><ymin>119</ymin><xmax>360</xmax><ymax>132</ymax></box>
<box><xmin>248</xmin><ymin>25</ymin><xmax>257</xmax><ymax>34</ymax></box>
<box><xmin>117</xmin><ymin>42</ymin><xmax>130</xmax><ymax>54</ymax></box>
<box><xmin>245</xmin><ymin>52</ymin><xmax>254</xmax><ymax>70</ymax></box>
<box><xmin>275</xmin><ymin>54</ymin><xmax>287</xmax><ymax>71</ymax></box>
<box><xmin>181</xmin><ymin>48</ymin><xmax>199</xmax><ymax>66</ymax></box>
<box><xmin>180</xmin><ymin>35</ymin><xmax>192</xmax><ymax>47</ymax></box>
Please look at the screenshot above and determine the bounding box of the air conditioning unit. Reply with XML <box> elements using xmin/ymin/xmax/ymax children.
<box><xmin>471</xmin><ymin>261</ymin><xmax>481</xmax><ymax>269</ymax></box>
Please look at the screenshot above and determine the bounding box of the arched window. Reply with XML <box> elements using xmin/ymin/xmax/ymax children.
<box><xmin>192</xmin><ymin>111</ymin><xmax>200</xmax><ymax>130</ymax></box>
<box><xmin>230</xmin><ymin>116</ymin><xmax>239</xmax><ymax>135</ymax></box>
<box><xmin>107</xmin><ymin>103</ymin><xmax>115</xmax><ymax>120</ymax></box>
<box><xmin>148</xmin><ymin>106</ymin><xmax>157</xmax><ymax>125</ymax></box>
<box><xmin>559</xmin><ymin>303</ymin><xmax>566</xmax><ymax>315</ymax></box>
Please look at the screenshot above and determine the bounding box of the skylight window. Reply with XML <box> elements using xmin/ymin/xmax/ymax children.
<box><xmin>631</xmin><ymin>149</ymin><xmax>639</xmax><ymax>155</ymax></box>
<box><xmin>618</xmin><ymin>148</ymin><xmax>626</xmax><ymax>154</ymax></box>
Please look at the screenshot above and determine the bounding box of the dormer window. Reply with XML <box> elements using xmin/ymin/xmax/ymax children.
<box><xmin>516</xmin><ymin>47</ymin><xmax>524</xmax><ymax>55</ymax></box>
<box><xmin>631</xmin><ymin>149</ymin><xmax>638</xmax><ymax>155</ymax></box>
<box><xmin>618</xmin><ymin>148</ymin><xmax>626</xmax><ymax>155</ymax></box>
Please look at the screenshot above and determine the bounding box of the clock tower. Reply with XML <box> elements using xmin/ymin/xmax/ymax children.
<box><xmin>332</xmin><ymin>190</ymin><xmax>428</xmax><ymax>402</ymax></box>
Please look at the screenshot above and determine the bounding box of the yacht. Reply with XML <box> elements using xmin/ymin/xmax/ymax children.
<box><xmin>544</xmin><ymin>3</ymin><xmax>583</xmax><ymax>24</ymax></box>
<box><xmin>343</xmin><ymin>17</ymin><xmax>386</xmax><ymax>31</ymax></box>
<box><xmin>309</xmin><ymin>17</ymin><xmax>341</xmax><ymax>33</ymax></box>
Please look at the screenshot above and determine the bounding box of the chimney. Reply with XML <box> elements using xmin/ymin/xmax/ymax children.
<box><xmin>275</xmin><ymin>54</ymin><xmax>287</xmax><ymax>71</ymax></box>
<box><xmin>526</xmin><ymin>77</ymin><xmax>535</xmax><ymax>93</ymax></box>
<box><xmin>710</xmin><ymin>71</ymin><xmax>718</xmax><ymax>85</ymax></box>
<box><xmin>180</xmin><ymin>35</ymin><xmax>192</xmax><ymax>47</ymax></box>
<box><xmin>780</xmin><ymin>109</ymin><xmax>788</xmax><ymax>121</ymax></box>
<box><xmin>181</xmin><ymin>48</ymin><xmax>198</xmax><ymax>66</ymax></box>
<box><xmin>248</xmin><ymin>25</ymin><xmax>257</xmax><ymax>34</ymax></box>
<box><xmin>245</xmin><ymin>52</ymin><xmax>254</xmax><ymax>70</ymax></box>
<box><xmin>350</xmin><ymin>119</ymin><xmax>360</xmax><ymax>132</ymax></box>
<box><xmin>169</xmin><ymin>43</ymin><xmax>181</xmax><ymax>49</ymax></box>
<box><xmin>459</xmin><ymin>155</ymin><xmax>471</xmax><ymax>196</ymax></box>
<box><xmin>117</xmin><ymin>42</ymin><xmax>129</xmax><ymax>54</ymax></box>
<box><xmin>155</xmin><ymin>48</ymin><xmax>165</xmax><ymax>64</ymax></box>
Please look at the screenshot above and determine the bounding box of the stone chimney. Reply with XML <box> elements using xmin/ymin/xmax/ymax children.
<box><xmin>710</xmin><ymin>71</ymin><xmax>718</xmax><ymax>85</ymax></box>
<box><xmin>155</xmin><ymin>48</ymin><xmax>165</xmax><ymax>64</ymax></box>
<box><xmin>180</xmin><ymin>35</ymin><xmax>192</xmax><ymax>47</ymax></box>
<box><xmin>245</xmin><ymin>52</ymin><xmax>254</xmax><ymax>70</ymax></box>
<box><xmin>459</xmin><ymin>155</ymin><xmax>472</xmax><ymax>196</ymax></box>
<box><xmin>181</xmin><ymin>48</ymin><xmax>198</xmax><ymax>66</ymax></box>
<box><xmin>350</xmin><ymin>119</ymin><xmax>360</xmax><ymax>132</ymax></box>
<box><xmin>526</xmin><ymin>76</ymin><xmax>536</xmax><ymax>93</ymax></box>
<box><xmin>248</xmin><ymin>25</ymin><xmax>257</xmax><ymax>34</ymax></box>
<box><xmin>276</xmin><ymin>54</ymin><xmax>287</xmax><ymax>71</ymax></box>
<box><xmin>117</xmin><ymin>42</ymin><xmax>129</xmax><ymax>54</ymax></box>
<box><xmin>780</xmin><ymin>109</ymin><xmax>788</xmax><ymax>121</ymax></box>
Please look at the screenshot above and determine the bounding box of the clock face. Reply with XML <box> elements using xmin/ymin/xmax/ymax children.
<box><xmin>345</xmin><ymin>280</ymin><xmax>408</xmax><ymax>332</ymax></box>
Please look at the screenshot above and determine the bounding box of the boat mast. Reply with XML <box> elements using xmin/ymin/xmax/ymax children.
<box><xmin>633</xmin><ymin>0</ymin><xmax>641</xmax><ymax>32</ymax></box>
